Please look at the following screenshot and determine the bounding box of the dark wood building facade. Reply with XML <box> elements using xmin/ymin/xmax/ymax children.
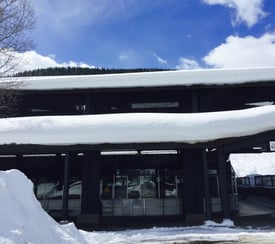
<box><xmin>1</xmin><ymin>67</ymin><xmax>275</xmax><ymax>227</ymax></box>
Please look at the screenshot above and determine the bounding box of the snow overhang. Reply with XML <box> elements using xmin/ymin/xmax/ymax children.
<box><xmin>2</xmin><ymin>67</ymin><xmax>275</xmax><ymax>91</ymax></box>
<box><xmin>1</xmin><ymin>105</ymin><xmax>275</xmax><ymax>149</ymax></box>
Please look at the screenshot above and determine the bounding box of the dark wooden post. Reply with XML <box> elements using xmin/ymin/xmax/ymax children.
<box><xmin>182</xmin><ymin>149</ymin><xmax>205</xmax><ymax>222</ymax></box>
<box><xmin>79</xmin><ymin>150</ymin><xmax>101</xmax><ymax>225</ymax></box>
<box><xmin>89</xmin><ymin>152</ymin><xmax>101</xmax><ymax>216</ymax></box>
<box><xmin>81</xmin><ymin>153</ymin><xmax>89</xmax><ymax>214</ymax></box>
<box><xmin>218</xmin><ymin>147</ymin><xmax>230</xmax><ymax>218</ymax></box>
<box><xmin>85</xmin><ymin>94</ymin><xmax>92</xmax><ymax>114</ymax></box>
<box><xmin>62</xmin><ymin>153</ymin><xmax>71</xmax><ymax>221</ymax></box>
<box><xmin>202</xmin><ymin>149</ymin><xmax>211</xmax><ymax>219</ymax></box>
<box><xmin>16</xmin><ymin>154</ymin><xmax>23</xmax><ymax>172</ymax></box>
<box><xmin>191</xmin><ymin>89</ymin><xmax>199</xmax><ymax>112</ymax></box>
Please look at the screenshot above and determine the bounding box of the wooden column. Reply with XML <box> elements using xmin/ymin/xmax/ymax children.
<box><xmin>202</xmin><ymin>149</ymin><xmax>211</xmax><ymax>220</ymax></box>
<box><xmin>191</xmin><ymin>89</ymin><xmax>199</xmax><ymax>112</ymax></box>
<box><xmin>79</xmin><ymin>151</ymin><xmax>101</xmax><ymax>225</ymax></box>
<box><xmin>16</xmin><ymin>154</ymin><xmax>23</xmax><ymax>172</ymax></box>
<box><xmin>81</xmin><ymin>153</ymin><xmax>89</xmax><ymax>214</ymax></box>
<box><xmin>84</xmin><ymin>94</ymin><xmax>92</xmax><ymax>114</ymax></box>
<box><xmin>182</xmin><ymin>149</ymin><xmax>205</xmax><ymax>222</ymax></box>
<box><xmin>62</xmin><ymin>153</ymin><xmax>71</xmax><ymax>221</ymax></box>
<box><xmin>218</xmin><ymin>147</ymin><xmax>230</xmax><ymax>218</ymax></box>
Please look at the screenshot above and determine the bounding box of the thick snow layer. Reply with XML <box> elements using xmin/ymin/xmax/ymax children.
<box><xmin>0</xmin><ymin>170</ymin><xmax>88</xmax><ymax>244</ymax></box>
<box><xmin>4</xmin><ymin>66</ymin><xmax>275</xmax><ymax>91</ymax></box>
<box><xmin>230</xmin><ymin>152</ymin><xmax>275</xmax><ymax>177</ymax></box>
<box><xmin>2</xmin><ymin>170</ymin><xmax>275</xmax><ymax>243</ymax></box>
<box><xmin>1</xmin><ymin>105</ymin><xmax>275</xmax><ymax>146</ymax></box>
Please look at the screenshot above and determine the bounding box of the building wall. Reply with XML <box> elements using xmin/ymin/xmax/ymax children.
<box><xmin>19</xmin><ymin>84</ymin><xmax>275</xmax><ymax>117</ymax></box>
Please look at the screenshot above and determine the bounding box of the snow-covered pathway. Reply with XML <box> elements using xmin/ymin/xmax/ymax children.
<box><xmin>81</xmin><ymin>220</ymin><xmax>275</xmax><ymax>244</ymax></box>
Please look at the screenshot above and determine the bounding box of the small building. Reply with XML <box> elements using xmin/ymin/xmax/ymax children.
<box><xmin>1</xmin><ymin>67</ymin><xmax>275</xmax><ymax>226</ymax></box>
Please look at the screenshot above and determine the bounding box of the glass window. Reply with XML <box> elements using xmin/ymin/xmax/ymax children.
<box><xmin>245</xmin><ymin>177</ymin><xmax>250</xmax><ymax>186</ymax></box>
<box><xmin>128</xmin><ymin>173</ymin><xmax>141</xmax><ymax>199</ymax></box>
<box><xmin>101</xmin><ymin>176</ymin><xmax>114</xmax><ymax>199</ymax></box>
<box><xmin>131</xmin><ymin>102</ymin><xmax>179</xmax><ymax>109</ymax></box>
<box><xmin>255</xmin><ymin>176</ymin><xmax>263</xmax><ymax>186</ymax></box>
<box><xmin>110</xmin><ymin>169</ymin><xmax>184</xmax><ymax>199</ymax></box>
<box><xmin>238</xmin><ymin>177</ymin><xmax>250</xmax><ymax>186</ymax></box>
<box><xmin>209</xmin><ymin>175</ymin><xmax>220</xmax><ymax>197</ymax></box>
<box><xmin>140</xmin><ymin>169</ymin><xmax>156</xmax><ymax>198</ymax></box>
<box><xmin>33</xmin><ymin>178</ymin><xmax>82</xmax><ymax>217</ymax></box>
<box><xmin>263</xmin><ymin>176</ymin><xmax>272</xmax><ymax>186</ymax></box>
<box><xmin>164</xmin><ymin>170</ymin><xmax>177</xmax><ymax>198</ymax></box>
<box><xmin>115</xmin><ymin>175</ymin><xmax>127</xmax><ymax>199</ymax></box>
<box><xmin>68</xmin><ymin>181</ymin><xmax>82</xmax><ymax>199</ymax></box>
<box><xmin>113</xmin><ymin>169</ymin><xmax>157</xmax><ymax>199</ymax></box>
<box><xmin>34</xmin><ymin>178</ymin><xmax>60</xmax><ymax>200</ymax></box>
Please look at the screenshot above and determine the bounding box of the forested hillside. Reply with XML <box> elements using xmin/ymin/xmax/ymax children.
<box><xmin>14</xmin><ymin>67</ymin><xmax>171</xmax><ymax>77</ymax></box>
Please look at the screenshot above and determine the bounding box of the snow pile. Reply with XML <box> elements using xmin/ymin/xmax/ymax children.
<box><xmin>203</xmin><ymin>219</ymin><xmax>235</xmax><ymax>228</ymax></box>
<box><xmin>1</xmin><ymin>105</ymin><xmax>275</xmax><ymax>146</ymax></box>
<box><xmin>0</xmin><ymin>170</ymin><xmax>87</xmax><ymax>244</ymax></box>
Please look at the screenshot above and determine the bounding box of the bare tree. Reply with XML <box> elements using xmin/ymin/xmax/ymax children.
<box><xmin>0</xmin><ymin>0</ymin><xmax>35</xmax><ymax>117</ymax></box>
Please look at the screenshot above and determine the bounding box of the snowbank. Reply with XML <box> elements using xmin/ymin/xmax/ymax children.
<box><xmin>0</xmin><ymin>170</ymin><xmax>87</xmax><ymax>244</ymax></box>
<box><xmin>1</xmin><ymin>105</ymin><xmax>275</xmax><ymax>146</ymax></box>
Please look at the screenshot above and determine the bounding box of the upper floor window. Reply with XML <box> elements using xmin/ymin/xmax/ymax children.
<box><xmin>75</xmin><ymin>104</ymin><xmax>86</xmax><ymax>112</ymax></box>
<box><xmin>131</xmin><ymin>102</ymin><xmax>179</xmax><ymax>109</ymax></box>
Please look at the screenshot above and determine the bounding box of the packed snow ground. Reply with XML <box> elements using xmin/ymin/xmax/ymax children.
<box><xmin>2</xmin><ymin>169</ymin><xmax>275</xmax><ymax>244</ymax></box>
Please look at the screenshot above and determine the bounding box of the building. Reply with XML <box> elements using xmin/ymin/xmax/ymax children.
<box><xmin>1</xmin><ymin>67</ymin><xmax>275</xmax><ymax>227</ymax></box>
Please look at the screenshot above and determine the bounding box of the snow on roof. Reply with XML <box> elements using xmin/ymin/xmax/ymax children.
<box><xmin>230</xmin><ymin>153</ymin><xmax>275</xmax><ymax>177</ymax></box>
<box><xmin>1</xmin><ymin>105</ymin><xmax>275</xmax><ymax>147</ymax></box>
<box><xmin>5</xmin><ymin>66</ymin><xmax>275</xmax><ymax>91</ymax></box>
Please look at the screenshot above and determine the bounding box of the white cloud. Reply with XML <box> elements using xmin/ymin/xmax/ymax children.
<box><xmin>31</xmin><ymin>0</ymin><xmax>110</xmax><ymax>32</ymax></box>
<box><xmin>203</xmin><ymin>33</ymin><xmax>275</xmax><ymax>68</ymax></box>
<box><xmin>176</xmin><ymin>58</ymin><xmax>201</xmax><ymax>70</ymax></box>
<box><xmin>0</xmin><ymin>50</ymin><xmax>95</xmax><ymax>75</ymax></box>
<box><xmin>203</xmin><ymin>0</ymin><xmax>267</xmax><ymax>27</ymax></box>
<box><xmin>153</xmin><ymin>53</ymin><xmax>167</xmax><ymax>65</ymax></box>
<box><xmin>117</xmin><ymin>50</ymin><xmax>145</xmax><ymax>68</ymax></box>
<box><xmin>31</xmin><ymin>0</ymin><xmax>154</xmax><ymax>35</ymax></box>
<box><xmin>119</xmin><ymin>54</ymin><xmax>129</xmax><ymax>61</ymax></box>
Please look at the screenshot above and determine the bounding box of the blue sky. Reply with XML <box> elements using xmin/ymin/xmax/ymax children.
<box><xmin>16</xmin><ymin>0</ymin><xmax>275</xmax><ymax>71</ymax></box>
